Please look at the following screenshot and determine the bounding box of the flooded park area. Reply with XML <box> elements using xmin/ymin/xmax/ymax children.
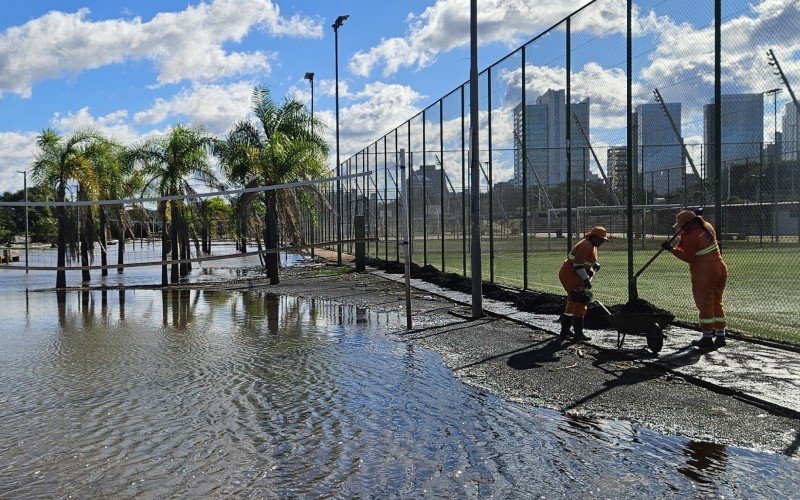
<box><xmin>1</xmin><ymin>263</ymin><xmax>799</xmax><ymax>497</ymax></box>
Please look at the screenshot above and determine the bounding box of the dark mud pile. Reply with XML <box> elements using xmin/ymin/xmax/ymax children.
<box><xmin>366</xmin><ymin>258</ymin><xmax>675</xmax><ymax>330</ymax></box>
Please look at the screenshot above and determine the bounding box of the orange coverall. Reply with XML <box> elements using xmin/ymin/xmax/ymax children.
<box><xmin>559</xmin><ymin>238</ymin><xmax>597</xmax><ymax>318</ymax></box>
<box><xmin>672</xmin><ymin>220</ymin><xmax>728</xmax><ymax>330</ymax></box>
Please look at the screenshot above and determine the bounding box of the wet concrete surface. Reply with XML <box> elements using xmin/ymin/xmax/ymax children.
<box><xmin>235</xmin><ymin>261</ymin><xmax>800</xmax><ymax>458</ymax></box>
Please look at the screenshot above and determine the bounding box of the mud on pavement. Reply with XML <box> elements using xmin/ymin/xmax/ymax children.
<box><xmin>179</xmin><ymin>261</ymin><xmax>800</xmax><ymax>458</ymax></box>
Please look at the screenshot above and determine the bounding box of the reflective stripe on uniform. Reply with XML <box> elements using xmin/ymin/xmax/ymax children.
<box><xmin>567</xmin><ymin>253</ymin><xmax>576</xmax><ymax>260</ymax></box>
<box><xmin>696</xmin><ymin>242</ymin><xmax>718</xmax><ymax>256</ymax></box>
<box><xmin>699</xmin><ymin>317</ymin><xmax>715</xmax><ymax>324</ymax></box>
<box><xmin>714</xmin><ymin>317</ymin><xmax>726</xmax><ymax>322</ymax></box>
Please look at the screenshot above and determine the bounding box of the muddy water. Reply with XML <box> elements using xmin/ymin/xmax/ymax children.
<box><xmin>0</xmin><ymin>287</ymin><xmax>798</xmax><ymax>497</ymax></box>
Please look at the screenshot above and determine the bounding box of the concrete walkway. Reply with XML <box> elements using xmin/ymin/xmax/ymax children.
<box><xmin>370</xmin><ymin>268</ymin><xmax>800</xmax><ymax>416</ymax></box>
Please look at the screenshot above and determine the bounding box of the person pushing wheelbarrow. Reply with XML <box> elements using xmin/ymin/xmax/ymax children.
<box><xmin>661</xmin><ymin>210</ymin><xmax>728</xmax><ymax>349</ymax></box>
<box><xmin>558</xmin><ymin>226</ymin><xmax>609</xmax><ymax>341</ymax></box>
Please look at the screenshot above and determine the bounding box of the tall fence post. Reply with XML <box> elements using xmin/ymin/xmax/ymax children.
<box><xmin>566</xmin><ymin>16</ymin><xmax>573</xmax><ymax>251</ymax></box>
<box><xmin>626</xmin><ymin>0</ymin><xmax>635</xmax><ymax>301</ymax></box>
<box><xmin>355</xmin><ymin>214</ymin><xmax>365</xmax><ymax>272</ymax></box>
<box><xmin>521</xmin><ymin>44</ymin><xmax>529</xmax><ymax>290</ymax></box>
<box><xmin>398</xmin><ymin>148</ymin><xmax>413</xmax><ymax>330</ymax></box>
<box><xmin>469</xmin><ymin>0</ymin><xmax>483</xmax><ymax>318</ymax></box>
<box><xmin>714</xmin><ymin>0</ymin><xmax>723</xmax><ymax>234</ymax></box>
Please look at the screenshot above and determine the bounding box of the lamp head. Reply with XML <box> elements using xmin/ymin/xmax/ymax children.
<box><xmin>304</xmin><ymin>72</ymin><xmax>314</xmax><ymax>81</ymax></box>
<box><xmin>333</xmin><ymin>15</ymin><xmax>349</xmax><ymax>29</ymax></box>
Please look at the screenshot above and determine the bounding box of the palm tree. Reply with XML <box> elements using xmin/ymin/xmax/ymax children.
<box><xmin>87</xmin><ymin>138</ymin><xmax>139</xmax><ymax>276</ymax></box>
<box><xmin>215</xmin><ymin>87</ymin><xmax>329</xmax><ymax>284</ymax></box>
<box><xmin>31</xmin><ymin>128</ymin><xmax>103</xmax><ymax>288</ymax></box>
<box><xmin>129</xmin><ymin>125</ymin><xmax>217</xmax><ymax>285</ymax></box>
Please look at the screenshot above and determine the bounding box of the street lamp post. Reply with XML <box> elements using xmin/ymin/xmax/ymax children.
<box><xmin>305</xmin><ymin>71</ymin><xmax>315</xmax><ymax>258</ymax></box>
<box><xmin>17</xmin><ymin>170</ymin><xmax>29</xmax><ymax>272</ymax></box>
<box><xmin>333</xmin><ymin>15</ymin><xmax>349</xmax><ymax>266</ymax></box>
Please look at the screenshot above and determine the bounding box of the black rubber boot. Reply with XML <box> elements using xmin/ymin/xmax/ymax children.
<box><xmin>559</xmin><ymin>314</ymin><xmax>572</xmax><ymax>337</ymax></box>
<box><xmin>572</xmin><ymin>317</ymin><xmax>591</xmax><ymax>341</ymax></box>
<box><xmin>713</xmin><ymin>335</ymin><xmax>726</xmax><ymax>348</ymax></box>
<box><xmin>692</xmin><ymin>335</ymin><xmax>715</xmax><ymax>350</ymax></box>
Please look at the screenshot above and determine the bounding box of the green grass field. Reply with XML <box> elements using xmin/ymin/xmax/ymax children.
<box><xmin>369</xmin><ymin>235</ymin><xmax>800</xmax><ymax>344</ymax></box>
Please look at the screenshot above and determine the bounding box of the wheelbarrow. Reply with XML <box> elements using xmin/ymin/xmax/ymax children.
<box><xmin>595</xmin><ymin>301</ymin><xmax>674</xmax><ymax>354</ymax></box>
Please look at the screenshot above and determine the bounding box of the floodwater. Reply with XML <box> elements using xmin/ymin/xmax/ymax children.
<box><xmin>1</xmin><ymin>277</ymin><xmax>799</xmax><ymax>496</ymax></box>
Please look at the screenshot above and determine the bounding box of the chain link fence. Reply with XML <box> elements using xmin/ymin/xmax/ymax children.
<box><xmin>334</xmin><ymin>0</ymin><xmax>799</xmax><ymax>343</ymax></box>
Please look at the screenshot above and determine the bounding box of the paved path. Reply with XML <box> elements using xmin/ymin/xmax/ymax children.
<box><xmin>370</xmin><ymin>268</ymin><xmax>800</xmax><ymax>416</ymax></box>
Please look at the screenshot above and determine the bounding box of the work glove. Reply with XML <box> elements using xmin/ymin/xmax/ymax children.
<box><xmin>661</xmin><ymin>241</ymin><xmax>673</xmax><ymax>251</ymax></box>
<box><xmin>583</xmin><ymin>279</ymin><xmax>592</xmax><ymax>290</ymax></box>
<box><xmin>591</xmin><ymin>263</ymin><xmax>601</xmax><ymax>273</ymax></box>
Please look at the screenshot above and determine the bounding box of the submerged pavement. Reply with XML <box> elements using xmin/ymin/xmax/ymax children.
<box><xmin>369</xmin><ymin>268</ymin><xmax>800</xmax><ymax>417</ymax></box>
<box><xmin>174</xmin><ymin>256</ymin><xmax>800</xmax><ymax>457</ymax></box>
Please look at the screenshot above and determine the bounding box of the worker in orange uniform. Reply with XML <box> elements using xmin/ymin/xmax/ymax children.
<box><xmin>558</xmin><ymin>227</ymin><xmax>609</xmax><ymax>341</ymax></box>
<box><xmin>661</xmin><ymin>210</ymin><xmax>728</xmax><ymax>349</ymax></box>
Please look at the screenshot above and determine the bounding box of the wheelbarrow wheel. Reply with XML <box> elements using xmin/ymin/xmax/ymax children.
<box><xmin>646</xmin><ymin>326</ymin><xmax>664</xmax><ymax>354</ymax></box>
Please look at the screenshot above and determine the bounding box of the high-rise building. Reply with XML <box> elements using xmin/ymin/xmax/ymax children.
<box><xmin>513</xmin><ymin>89</ymin><xmax>591</xmax><ymax>187</ymax></box>
<box><xmin>783</xmin><ymin>103</ymin><xmax>800</xmax><ymax>162</ymax></box>
<box><xmin>513</xmin><ymin>102</ymin><xmax>548</xmax><ymax>187</ymax></box>
<box><xmin>606</xmin><ymin>146</ymin><xmax>628</xmax><ymax>193</ymax></box>
<box><xmin>704</xmin><ymin>93</ymin><xmax>764</xmax><ymax>170</ymax></box>
<box><xmin>636</xmin><ymin>102</ymin><xmax>683</xmax><ymax>194</ymax></box>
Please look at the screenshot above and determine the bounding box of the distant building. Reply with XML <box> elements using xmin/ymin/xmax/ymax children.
<box><xmin>513</xmin><ymin>89</ymin><xmax>591</xmax><ymax>187</ymax></box>
<box><xmin>764</xmin><ymin>132</ymin><xmax>782</xmax><ymax>162</ymax></box>
<box><xmin>636</xmin><ymin>102</ymin><xmax>684</xmax><ymax>194</ymax></box>
<box><xmin>703</xmin><ymin>93</ymin><xmax>764</xmax><ymax>170</ymax></box>
<box><xmin>606</xmin><ymin>146</ymin><xmax>628</xmax><ymax>192</ymax></box>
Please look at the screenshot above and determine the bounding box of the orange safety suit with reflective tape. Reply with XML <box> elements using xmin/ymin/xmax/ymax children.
<box><xmin>672</xmin><ymin>219</ymin><xmax>727</xmax><ymax>330</ymax></box>
<box><xmin>559</xmin><ymin>238</ymin><xmax>598</xmax><ymax>318</ymax></box>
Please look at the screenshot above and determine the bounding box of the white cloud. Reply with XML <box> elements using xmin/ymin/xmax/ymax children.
<box><xmin>50</xmin><ymin>107</ymin><xmax>144</xmax><ymax>145</ymax></box>
<box><xmin>348</xmin><ymin>0</ymin><xmax>634</xmax><ymax>78</ymax></box>
<box><xmin>315</xmin><ymin>82</ymin><xmax>426</xmax><ymax>166</ymax></box>
<box><xmin>134</xmin><ymin>81</ymin><xmax>256</xmax><ymax>134</ymax></box>
<box><xmin>0</xmin><ymin>132</ymin><xmax>39</xmax><ymax>192</ymax></box>
<box><xmin>0</xmin><ymin>0</ymin><xmax>323</xmax><ymax>97</ymax></box>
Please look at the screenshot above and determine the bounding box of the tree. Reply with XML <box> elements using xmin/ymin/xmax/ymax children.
<box><xmin>31</xmin><ymin>129</ymin><xmax>103</xmax><ymax>288</ymax></box>
<box><xmin>130</xmin><ymin>125</ymin><xmax>218</xmax><ymax>285</ymax></box>
<box><xmin>215</xmin><ymin>87</ymin><xmax>328</xmax><ymax>284</ymax></box>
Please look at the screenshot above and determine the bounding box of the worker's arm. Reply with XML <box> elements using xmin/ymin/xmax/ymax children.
<box><xmin>571</xmin><ymin>242</ymin><xmax>593</xmax><ymax>286</ymax></box>
<box><xmin>670</xmin><ymin>235</ymin><xmax>697</xmax><ymax>263</ymax></box>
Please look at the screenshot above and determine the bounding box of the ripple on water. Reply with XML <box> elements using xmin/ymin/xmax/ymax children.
<box><xmin>0</xmin><ymin>288</ymin><xmax>797</xmax><ymax>497</ymax></box>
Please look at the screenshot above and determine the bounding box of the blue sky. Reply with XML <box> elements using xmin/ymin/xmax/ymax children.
<box><xmin>1</xmin><ymin>0</ymin><xmax>797</xmax><ymax>191</ymax></box>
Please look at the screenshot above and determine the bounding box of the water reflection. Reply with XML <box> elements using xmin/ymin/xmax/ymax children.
<box><xmin>0</xmin><ymin>288</ymin><xmax>798</xmax><ymax>498</ymax></box>
<box><xmin>678</xmin><ymin>441</ymin><xmax>728</xmax><ymax>487</ymax></box>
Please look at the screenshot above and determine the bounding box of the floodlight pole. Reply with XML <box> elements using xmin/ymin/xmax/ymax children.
<box><xmin>333</xmin><ymin>15</ymin><xmax>348</xmax><ymax>266</ymax></box>
<box><xmin>469</xmin><ymin>0</ymin><xmax>483</xmax><ymax>318</ymax></box>
<box><xmin>17</xmin><ymin>170</ymin><xmax>29</xmax><ymax>272</ymax></box>
<box><xmin>305</xmin><ymin>71</ymin><xmax>315</xmax><ymax>258</ymax></box>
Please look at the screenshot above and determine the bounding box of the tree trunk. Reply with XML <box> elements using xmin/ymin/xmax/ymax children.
<box><xmin>160</xmin><ymin>202</ymin><xmax>168</xmax><ymax>286</ymax></box>
<box><xmin>170</xmin><ymin>201</ymin><xmax>179</xmax><ymax>283</ymax></box>
<box><xmin>56</xmin><ymin>178</ymin><xmax>66</xmax><ymax>290</ymax></box>
<box><xmin>99</xmin><ymin>207</ymin><xmax>108</xmax><ymax>277</ymax></box>
<box><xmin>79</xmin><ymin>187</ymin><xmax>91</xmax><ymax>283</ymax></box>
<box><xmin>116</xmin><ymin>207</ymin><xmax>125</xmax><ymax>274</ymax></box>
<box><xmin>264</xmin><ymin>191</ymin><xmax>279</xmax><ymax>284</ymax></box>
<box><xmin>240</xmin><ymin>212</ymin><xmax>247</xmax><ymax>253</ymax></box>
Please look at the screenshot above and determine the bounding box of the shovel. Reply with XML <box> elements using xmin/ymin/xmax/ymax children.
<box><xmin>628</xmin><ymin>207</ymin><xmax>703</xmax><ymax>301</ymax></box>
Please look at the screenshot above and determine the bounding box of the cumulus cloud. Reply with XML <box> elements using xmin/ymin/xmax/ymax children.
<box><xmin>348</xmin><ymin>0</ymin><xmax>636</xmax><ymax>78</ymax></box>
<box><xmin>0</xmin><ymin>0</ymin><xmax>323</xmax><ymax>97</ymax></box>
<box><xmin>0</xmin><ymin>132</ymin><xmax>39</xmax><ymax>192</ymax></box>
<box><xmin>134</xmin><ymin>81</ymin><xmax>256</xmax><ymax>134</ymax></box>
<box><xmin>313</xmin><ymin>82</ymin><xmax>426</xmax><ymax>167</ymax></box>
